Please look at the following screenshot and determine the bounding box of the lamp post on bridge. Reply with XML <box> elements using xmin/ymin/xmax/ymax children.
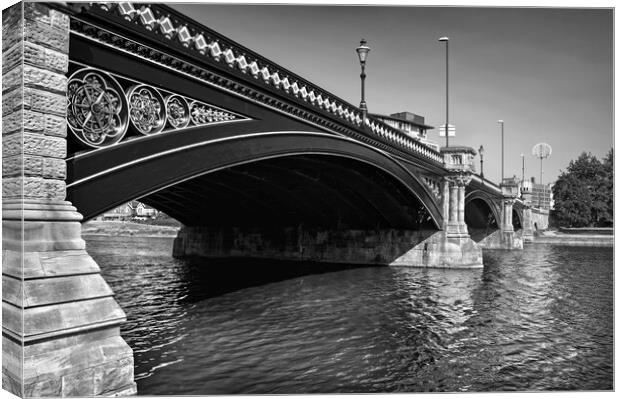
<box><xmin>355</xmin><ymin>39</ymin><xmax>370</xmax><ymax>123</ymax></box>
<box><xmin>521</xmin><ymin>153</ymin><xmax>525</xmax><ymax>185</ymax></box>
<box><xmin>498</xmin><ymin>119</ymin><xmax>505</xmax><ymax>181</ymax></box>
<box><xmin>479</xmin><ymin>145</ymin><xmax>484</xmax><ymax>178</ymax></box>
<box><xmin>438</xmin><ymin>36</ymin><xmax>449</xmax><ymax>148</ymax></box>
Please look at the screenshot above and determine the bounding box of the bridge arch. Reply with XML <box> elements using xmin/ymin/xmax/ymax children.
<box><xmin>464</xmin><ymin>190</ymin><xmax>501</xmax><ymax>229</ymax></box>
<box><xmin>465</xmin><ymin>190</ymin><xmax>524</xmax><ymax>232</ymax></box>
<box><xmin>67</xmin><ymin>130</ymin><xmax>443</xmax><ymax>229</ymax></box>
<box><xmin>512</xmin><ymin>206</ymin><xmax>523</xmax><ymax>231</ymax></box>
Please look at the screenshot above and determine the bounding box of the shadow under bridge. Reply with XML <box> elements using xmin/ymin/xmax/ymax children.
<box><xmin>465</xmin><ymin>189</ymin><xmax>523</xmax><ymax>242</ymax></box>
<box><xmin>67</xmin><ymin>130</ymin><xmax>443</xmax><ymax>231</ymax></box>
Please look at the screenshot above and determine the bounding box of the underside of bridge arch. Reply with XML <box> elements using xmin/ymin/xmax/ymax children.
<box><xmin>513</xmin><ymin>208</ymin><xmax>522</xmax><ymax>231</ymax></box>
<box><xmin>67</xmin><ymin>131</ymin><xmax>446</xmax><ymax>264</ymax></box>
<box><xmin>139</xmin><ymin>154</ymin><xmax>435</xmax><ymax>231</ymax></box>
<box><xmin>68</xmin><ymin>130</ymin><xmax>443</xmax><ymax>227</ymax></box>
<box><xmin>464</xmin><ymin>197</ymin><xmax>499</xmax><ymax>242</ymax></box>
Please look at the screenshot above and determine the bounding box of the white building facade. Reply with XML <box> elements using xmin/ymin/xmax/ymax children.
<box><xmin>371</xmin><ymin>111</ymin><xmax>440</xmax><ymax>151</ymax></box>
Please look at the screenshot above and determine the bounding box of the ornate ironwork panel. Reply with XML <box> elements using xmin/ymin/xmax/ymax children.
<box><xmin>189</xmin><ymin>102</ymin><xmax>237</xmax><ymax>125</ymax></box>
<box><xmin>66</xmin><ymin>66</ymin><xmax>251</xmax><ymax>148</ymax></box>
<box><xmin>67</xmin><ymin>69</ymin><xmax>129</xmax><ymax>147</ymax></box>
<box><xmin>165</xmin><ymin>95</ymin><xmax>190</xmax><ymax>129</ymax></box>
<box><xmin>127</xmin><ymin>85</ymin><xmax>166</xmax><ymax>135</ymax></box>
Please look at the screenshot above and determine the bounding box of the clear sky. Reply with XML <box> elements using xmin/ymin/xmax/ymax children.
<box><xmin>172</xmin><ymin>2</ymin><xmax>613</xmax><ymax>185</ymax></box>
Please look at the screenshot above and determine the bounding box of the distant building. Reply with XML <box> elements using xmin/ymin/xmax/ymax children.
<box><xmin>371</xmin><ymin>111</ymin><xmax>440</xmax><ymax>151</ymax></box>
<box><xmin>529</xmin><ymin>177</ymin><xmax>554</xmax><ymax>210</ymax></box>
<box><xmin>132</xmin><ymin>202</ymin><xmax>158</xmax><ymax>219</ymax></box>
<box><xmin>98</xmin><ymin>203</ymin><xmax>133</xmax><ymax>221</ymax></box>
<box><xmin>95</xmin><ymin>201</ymin><xmax>159</xmax><ymax>220</ymax></box>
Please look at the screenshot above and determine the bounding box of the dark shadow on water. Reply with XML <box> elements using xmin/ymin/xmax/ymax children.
<box><xmin>84</xmin><ymin>234</ymin><xmax>383</xmax><ymax>304</ymax></box>
<box><xmin>177</xmin><ymin>257</ymin><xmax>382</xmax><ymax>303</ymax></box>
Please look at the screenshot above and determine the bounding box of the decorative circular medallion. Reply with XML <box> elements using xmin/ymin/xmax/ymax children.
<box><xmin>67</xmin><ymin>69</ymin><xmax>128</xmax><ymax>148</ymax></box>
<box><xmin>189</xmin><ymin>101</ymin><xmax>236</xmax><ymax>125</ymax></box>
<box><xmin>127</xmin><ymin>85</ymin><xmax>166</xmax><ymax>135</ymax></box>
<box><xmin>165</xmin><ymin>95</ymin><xmax>190</xmax><ymax>129</ymax></box>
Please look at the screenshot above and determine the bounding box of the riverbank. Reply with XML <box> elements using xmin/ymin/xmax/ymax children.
<box><xmin>533</xmin><ymin>230</ymin><xmax>614</xmax><ymax>247</ymax></box>
<box><xmin>558</xmin><ymin>227</ymin><xmax>613</xmax><ymax>235</ymax></box>
<box><xmin>81</xmin><ymin>221</ymin><xmax>614</xmax><ymax>247</ymax></box>
<box><xmin>82</xmin><ymin>220</ymin><xmax>180</xmax><ymax>237</ymax></box>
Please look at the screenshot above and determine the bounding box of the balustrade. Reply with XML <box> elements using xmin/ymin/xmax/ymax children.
<box><xmin>81</xmin><ymin>2</ymin><xmax>443</xmax><ymax>162</ymax></box>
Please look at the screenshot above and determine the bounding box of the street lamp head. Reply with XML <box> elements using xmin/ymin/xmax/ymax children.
<box><xmin>438</xmin><ymin>36</ymin><xmax>449</xmax><ymax>42</ymax></box>
<box><xmin>479</xmin><ymin>145</ymin><xmax>484</xmax><ymax>155</ymax></box>
<box><xmin>356</xmin><ymin>39</ymin><xmax>370</xmax><ymax>64</ymax></box>
<box><xmin>497</xmin><ymin>119</ymin><xmax>504</xmax><ymax>124</ymax></box>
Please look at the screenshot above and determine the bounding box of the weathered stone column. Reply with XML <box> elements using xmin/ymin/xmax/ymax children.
<box><xmin>501</xmin><ymin>197</ymin><xmax>515</xmax><ymax>232</ymax></box>
<box><xmin>441</xmin><ymin>148</ymin><xmax>478</xmax><ymax>240</ymax></box>
<box><xmin>520</xmin><ymin>180</ymin><xmax>535</xmax><ymax>242</ymax></box>
<box><xmin>391</xmin><ymin>147</ymin><xmax>483</xmax><ymax>268</ymax></box>
<box><xmin>449</xmin><ymin>184</ymin><xmax>458</xmax><ymax>221</ymax></box>
<box><xmin>501</xmin><ymin>198</ymin><xmax>515</xmax><ymax>232</ymax></box>
<box><xmin>457</xmin><ymin>185</ymin><xmax>467</xmax><ymax>234</ymax></box>
<box><xmin>495</xmin><ymin>177</ymin><xmax>523</xmax><ymax>249</ymax></box>
<box><xmin>441</xmin><ymin>180</ymin><xmax>450</xmax><ymax>230</ymax></box>
<box><xmin>444</xmin><ymin>175</ymin><xmax>471</xmax><ymax>237</ymax></box>
<box><xmin>2</xmin><ymin>3</ymin><xmax>136</xmax><ymax>396</ymax></box>
<box><xmin>478</xmin><ymin>179</ymin><xmax>524</xmax><ymax>250</ymax></box>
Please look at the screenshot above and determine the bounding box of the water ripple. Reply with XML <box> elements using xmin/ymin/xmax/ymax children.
<box><xmin>86</xmin><ymin>236</ymin><xmax>613</xmax><ymax>394</ymax></box>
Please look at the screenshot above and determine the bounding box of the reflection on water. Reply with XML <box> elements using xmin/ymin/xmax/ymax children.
<box><xmin>85</xmin><ymin>235</ymin><xmax>613</xmax><ymax>394</ymax></box>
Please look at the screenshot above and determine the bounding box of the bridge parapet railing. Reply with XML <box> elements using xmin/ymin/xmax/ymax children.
<box><xmin>470</xmin><ymin>175</ymin><xmax>502</xmax><ymax>193</ymax></box>
<box><xmin>365</xmin><ymin>117</ymin><xmax>443</xmax><ymax>163</ymax></box>
<box><xmin>75</xmin><ymin>2</ymin><xmax>442</xmax><ymax>164</ymax></box>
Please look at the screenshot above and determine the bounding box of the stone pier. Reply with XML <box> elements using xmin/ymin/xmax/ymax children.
<box><xmin>478</xmin><ymin>177</ymin><xmax>523</xmax><ymax>249</ymax></box>
<box><xmin>520</xmin><ymin>180</ymin><xmax>535</xmax><ymax>243</ymax></box>
<box><xmin>2</xmin><ymin>3</ymin><xmax>135</xmax><ymax>396</ymax></box>
<box><xmin>174</xmin><ymin>148</ymin><xmax>484</xmax><ymax>269</ymax></box>
<box><xmin>173</xmin><ymin>224</ymin><xmax>483</xmax><ymax>269</ymax></box>
<box><xmin>174</xmin><ymin>150</ymin><xmax>484</xmax><ymax>270</ymax></box>
<box><xmin>174</xmin><ymin>226</ymin><xmax>438</xmax><ymax>264</ymax></box>
<box><xmin>380</xmin><ymin>147</ymin><xmax>483</xmax><ymax>268</ymax></box>
<box><xmin>404</xmin><ymin>146</ymin><xmax>483</xmax><ymax>268</ymax></box>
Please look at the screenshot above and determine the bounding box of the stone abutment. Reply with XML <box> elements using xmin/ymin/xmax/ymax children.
<box><xmin>172</xmin><ymin>226</ymin><xmax>484</xmax><ymax>268</ymax></box>
<box><xmin>2</xmin><ymin>3</ymin><xmax>136</xmax><ymax>396</ymax></box>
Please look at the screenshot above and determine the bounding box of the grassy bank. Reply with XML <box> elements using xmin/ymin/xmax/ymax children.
<box><xmin>82</xmin><ymin>220</ymin><xmax>181</xmax><ymax>237</ymax></box>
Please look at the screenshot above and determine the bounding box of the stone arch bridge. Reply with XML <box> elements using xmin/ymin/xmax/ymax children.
<box><xmin>2</xmin><ymin>2</ymin><xmax>543</xmax><ymax>396</ymax></box>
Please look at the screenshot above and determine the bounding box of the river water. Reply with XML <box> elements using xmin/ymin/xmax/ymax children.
<box><xmin>85</xmin><ymin>235</ymin><xmax>613</xmax><ymax>394</ymax></box>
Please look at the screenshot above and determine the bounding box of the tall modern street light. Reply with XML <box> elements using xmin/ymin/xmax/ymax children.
<box><xmin>479</xmin><ymin>145</ymin><xmax>485</xmax><ymax>178</ymax></box>
<box><xmin>438</xmin><ymin>36</ymin><xmax>449</xmax><ymax>148</ymax></box>
<box><xmin>355</xmin><ymin>39</ymin><xmax>370</xmax><ymax>123</ymax></box>
<box><xmin>498</xmin><ymin>120</ymin><xmax>505</xmax><ymax>181</ymax></box>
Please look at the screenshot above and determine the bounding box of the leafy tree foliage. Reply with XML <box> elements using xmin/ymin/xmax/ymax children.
<box><xmin>552</xmin><ymin>150</ymin><xmax>613</xmax><ymax>227</ymax></box>
<box><xmin>602</xmin><ymin>148</ymin><xmax>614</xmax><ymax>222</ymax></box>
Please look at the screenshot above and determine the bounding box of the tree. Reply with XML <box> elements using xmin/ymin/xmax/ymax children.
<box><xmin>552</xmin><ymin>172</ymin><xmax>592</xmax><ymax>227</ymax></box>
<box><xmin>551</xmin><ymin>150</ymin><xmax>613</xmax><ymax>227</ymax></box>
<box><xmin>601</xmin><ymin>148</ymin><xmax>614</xmax><ymax>224</ymax></box>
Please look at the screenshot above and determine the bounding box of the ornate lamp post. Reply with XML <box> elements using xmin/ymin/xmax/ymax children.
<box><xmin>355</xmin><ymin>39</ymin><xmax>370</xmax><ymax>122</ymax></box>
<box><xmin>498</xmin><ymin>119</ymin><xmax>504</xmax><ymax>181</ymax></box>
<box><xmin>439</xmin><ymin>36</ymin><xmax>449</xmax><ymax>147</ymax></box>
<box><xmin>479</xmin><ymin>145</ymin><xmax>484</xmax><ymax>178</ymax></box>
<box><xmin>521</xmin><ymin>153</ymin><xmax>525</xmax><ymax>184</ymax></box>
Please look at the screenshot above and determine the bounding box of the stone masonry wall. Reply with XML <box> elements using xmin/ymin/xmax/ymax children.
<box><xmin>2</xmin><ymin>3</ymin><xmax>136</xmax><ymax>396</ymax></box>
<box><xmin>531</xmin><ymin>208</ymin><xmax>549</xmax><ymax>230</ymax></box>
<box><xmin>174</xmin><ymin>226</ymin><xmax>437</xmax><ymax>265</ymax></box>
<box><xmin>173</xmin><ymin>226</ymin><xmax>484</xmax><ymax>269</ymax></box>
<box><xmin>2</xmin><ymin>5</ymin><xmax>25</xmax><ymax>394</ymax></box>
<box><xmin>2</xmin><ymin>2</ymin><xmax>68</xmax><ymax>200</ymax></box>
